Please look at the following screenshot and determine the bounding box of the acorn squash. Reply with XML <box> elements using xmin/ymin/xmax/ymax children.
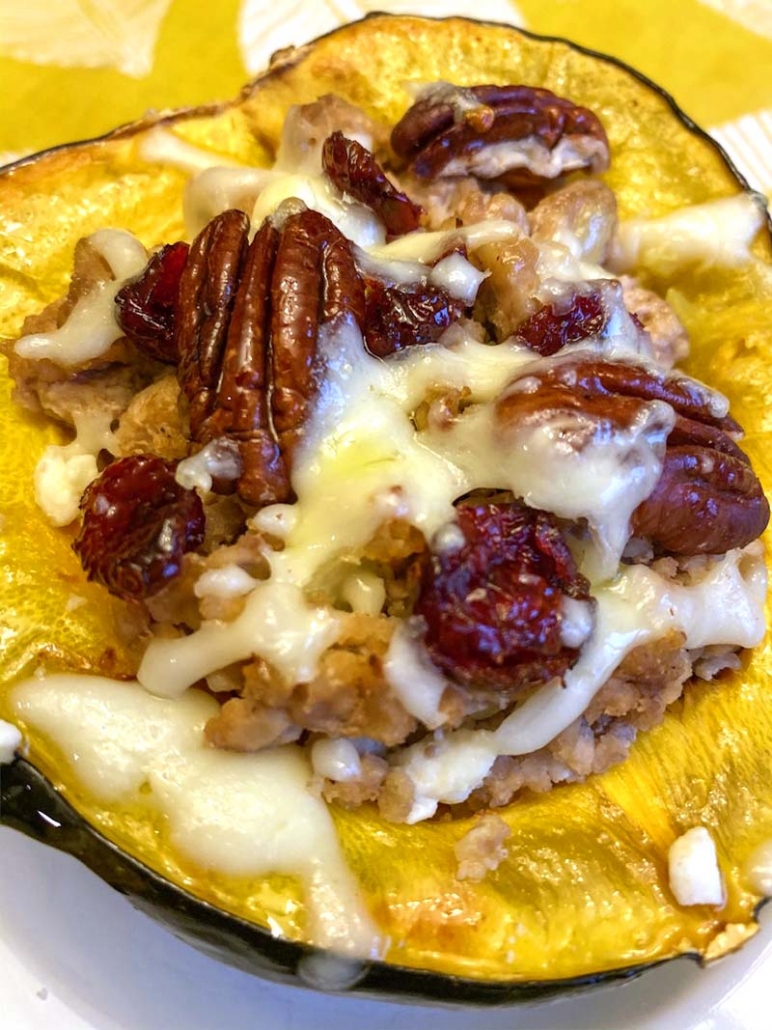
<box><xmin>1</xmin><ymin>13</ymin><xmax>771</xmax><ymax>1003</ymax></box>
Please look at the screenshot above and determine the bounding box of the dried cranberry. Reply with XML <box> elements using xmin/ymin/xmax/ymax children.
<box><xmin>322</xmin><ymin>131</ymin><xmax>422</xmax><ymax>237</ymax></box>
<box><xmin>73</xmin><ymin>454</ymin><xmax>205</xmax><ymax>601</ymax></box>
<box><xmin>514</xmin><ymin>288</ymin><xmax>607</xmax><ymax>356</ymax></box>
<box><xmin>115</xmin><ymin>242</ymin><xmax>190</xmax><ymax>363</ymax></box>
<box><xmin>363</xmin><ymin>278</ymin><xmax>465</xmax><ymax>357</ymax></box>
<box><xmin>415</xmin><ymin>501</ymin><xmax>590</xmax><ymax>690</ymax></box>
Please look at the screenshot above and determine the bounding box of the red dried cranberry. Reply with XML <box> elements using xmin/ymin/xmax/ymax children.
<box><xmin>115</xmin><ymin>242</ymin><xmax>189</xmax><ymax>363</ymax></box>
<box><xmin>73</xmin><ymin>454</ymin><xmax>205</xmax><ymax>601</ymax></box>
<box><xmin>415</xmin><ymin>501</ymin><xmax>590</xmax><ymax>690</ymax></box>
<box><xmin>322</xmin><ymin>131</ymin><xmax>422</xmax><ymax>237</ymax></box>
<box><xmin>514</xmin><ymin>288</ymin><xmax>607</xmax><ymax>356</ymax></box>
<box><xmin>363</xmin><ymin>278</ymin><xmax>465</xmax><ymax>357</ymax></box>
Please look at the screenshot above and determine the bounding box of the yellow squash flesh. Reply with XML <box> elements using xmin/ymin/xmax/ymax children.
<box><xmin>1</xmin><ymin>14</ymin><xmax>772</xmax><ymax>985</ymax></box>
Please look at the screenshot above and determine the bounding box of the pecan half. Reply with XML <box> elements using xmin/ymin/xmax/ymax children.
<box><xmin>175</xmin><ymin>207</ymin><xmax>365</xmax><ymax>505</ymax></box>
<box><xmin>176</xmin><ymin>209</ymin><xmax>250</xmax><ymax>439</ymax></box>
<box><xmin>200</xmin><ymin>220</ymin><xmax>289</xmax><ymax>505</ymax></box>
<box><xmin>415</xmin><ymin>499</ymin><xmax>591</xmax><ymax>691</ymax></box>
<box><xmin>322</xmin><ymin>131</ymin><xmax>422</xmax><ymax>237</ymax></box>
<box><xmin>391</xmin><ymin>83</ymin><xmax>610</xmax><ymax>186</ymax></box>
<box><xmin>496</xmin><ymin>358</ymin><xmax>769</xmax><ymax>555</ymax></box>
<box><xmin>271</xmin><ymin>207</ymin><xmax>366</xmax><ymax>457</ymax></box>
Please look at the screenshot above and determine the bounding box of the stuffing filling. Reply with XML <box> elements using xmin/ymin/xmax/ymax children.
<box><xmin>4</xmin><ymin>87</ymin><xmax>768</xmax><ymax>834</ymax></box>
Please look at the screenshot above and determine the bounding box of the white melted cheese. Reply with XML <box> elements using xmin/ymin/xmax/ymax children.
<box><xmin>139</xmin><ymin>126</ymin><xmax>245</xmax><ymax>175</ymax></box>
<box><xmin>193</xmin><ymin>564</ymin><xmax>260</xmax><ymax>600</ymax></box>
<box><xmin>428</xmin><ymin>252</ymin><xmax>488</xmax><ymax>304</ymax></box>
<box><xmin>744</xmin><ymin>838</ymin><xmax>772</xmax><ymax>896</ymax></box>
<box><xmin>9</xmin><ymin>674</ymin><xmax>380</xmax><ymax>956</ymax></box>
<box><xmin>341</xmin><ymin>570</ymin><xmax>386</xmax><ymax>616</ymax></box>
<box><xmin>16</xmin><ymin>281</ymin><xmax>124</xmax><ymax>367</ymax></box>
<box><xmin>383</xmin><ymin>623</ymin><xmax>449</xmax><ymax>729</ymax></box>
<box><xmin>35</xmin><ymin>409</ymin><xmax>117</xmax><ymax>526</ymax></box>
<box><xmin>397</xmin><ymin>542</ymin><xmax>766</xmax><ymax>822</ymax></box>
<box><xmin>611</xmin><ymin>193</ymin><xmax>766</xmax><ymax>275</ymax></box>
<box><xmin>184</xmin><ymin>166</ymin><xmax>276</xmax><ymax>237</ymax></box>
<box><xmin>253</xmin><ymin>173</ymin><xmax>385</xmax><ymax>247</ymax></box>
<box><xmin>139</xmin><ymin>121</ymin><xmax>386</xmax><ymax>247</ymax></box>
<box><xmin>366</xmin><ymin>218</ymin><xmax>523</xmax><ymax>265</ymax></box>
<box><xmin>441</xmin><ymin>136</ymin><xmax>608</xmax><ymax>180</ymax></box>
<box><xmin>175</xmin><ymin>438</ymin><xmax>242</xmax><ymax>493</ymax></box>
<box><xmin>15</xmin><ymin>230</ymin><xmax>147</xmax><ymax>368</ymax></box>
<box><xmin>431</xmin><ymin>395</ymin><xmax>674</xmax><ymax>582</ymax></box>
<box><xmin>0</xmin><ymin>718</ymin><xmax>22</xmax><ymax>763</ymax></box>
<box><xmin>536</xmin><ymin>240</ymin><xmax>610</xmax><ymax>286</ymax></box>
<box><xmin>139</xmin><ymin>580</ymin><xmax>342</xmax><ymax>699</ymax></box>
<box><xmin>35</xmin><ymin>449</ymin><xmax>98</xmax><ymax>527</ymax></box>
<box><xmin>311</xmin><ymin>738</ymin><xmax>362</xmax><ymax>782</ymax></box>
<box><xmin>668</xmin><ymin>826</ymin><xmax>725</xmax><ymax>907</ymax></box>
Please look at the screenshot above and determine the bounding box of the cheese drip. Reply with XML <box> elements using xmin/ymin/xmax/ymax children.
<box><xmin>611</xmin><ymin>194</ymin><xmax>766</xmax><ymax>275</ymax></box>
<box><xmin>35</xmin><ymin>409</ymin><xmax>117</xmax><ymax>526</ymax></box>
<box><xmin>9</xmin><ymin>674</ymin><xmax>382</xmax><ymax>957</ymax></box>
<box><xmin>14</xmin><ymin>230</ymin><xmax>147</xmax><ymax>367</ymax></box>
<box><xmin>399</xmin><ymin>542</ymin><xmax>767</xmax><ymax>822</ymax></box>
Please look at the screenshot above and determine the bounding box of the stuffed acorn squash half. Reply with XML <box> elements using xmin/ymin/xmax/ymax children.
<box><xmin>1</xmin><ymin>14</ymin><xmax>772</xmax><ymax>1004</ymax></box>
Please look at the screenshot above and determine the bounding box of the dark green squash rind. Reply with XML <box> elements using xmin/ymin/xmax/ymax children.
<box><xmin>0</xmin><ymin>756</ymin><xmax>679</xmax><ymax>1003</ymax></box>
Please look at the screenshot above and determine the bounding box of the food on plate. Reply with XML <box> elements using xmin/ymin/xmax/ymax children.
<box><xmin>1</xmin><ymin>14</ymin><xmax>771</xmax><ymax>998</ymax></box>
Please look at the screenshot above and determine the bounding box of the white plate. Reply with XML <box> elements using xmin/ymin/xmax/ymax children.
<box><xmin>0</xmin><ymin>825</ymin><xmax>769</xmax><ymax>1030</ymax></box>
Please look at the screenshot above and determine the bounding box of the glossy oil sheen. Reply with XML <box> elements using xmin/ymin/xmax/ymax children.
<box><xmin>1</xmin><ymin>14</ymin><xmax>771</xmax><ymax>988</ymax></box>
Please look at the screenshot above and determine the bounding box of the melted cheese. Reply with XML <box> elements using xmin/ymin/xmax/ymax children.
<box><xmin>194</xmin><ymin>565</ymin><xmax>260</xmax><ymax>599</ymax></box>
<box><xmin>35</xmin><ymin>449</ymin><xmax>98</xmax><ymax>527</ymax></box>
<box><xmin>383</xmin><ymin>623</ymin><xmax>449</xmax><ymax>729</ymax></box>
<box><xmin>341</xmin><ymin>570</ymin><xmax>386</xmax><ymax>616</ymax></box>
<box><xmin>139</xmin><ymin>126</ymin><xmax>245</xmax><ymax>174</ymax></box>
<box><xmin>311</xmin><ymin>738</ymin><xmax>362</xmax><ymax>782</ymax></box>
<box><xmin>668</xmin><ymin>826</ymin><xmax>725</xmax><ymax>907</ymax></box>
<box><xmin>611</xmin><ymin>193</ymin><xmax>766</xmax><ymax>275</ymax></box>
<box><xmin>744</xmin><ymin>838</ymin><xmax>772</xmax><ymax>895</ymax></box>
<box><xmin>428</xmin><ymin>252</ymin><xmax>488</xmax><ymax>303</ymax></box>
<box><xmin>184</xmin><ymin>167</ymin><xmax>276</xmax><ymax>237</ymax></box>
<box><xmin>428</xmin><ymin>395</ymin><xmax>674</xmax><ymax>582</ymax></box>
<box><xmin>397</xmin><ymin>543</ymin><xmax>767</xmax><ymax>822</ymax></box>
<box><xmin>253</xmin><ymin>173</ymin><xmax>385</xmax><ymax>247</ymax></box>
<box><xmin>15</xmin><ymin>230</ymin><xmax>147</xmax><ymax>368</ymax></box>
<box><xmin>366</xmin><ymin>219</ymin><xmax>523</xmax><ymax>264</ymax></box>
<box><xmin>138</xmin><ymin>581</ymin><xmax>342</xmax><ymax>699</ymax></box>
<box><xmin>35</xmin><ymin>409</ymin><xmax>117</xmax><ymax>526</ymax></box>
<box><xmin>0</xmin><ymin>718</ymin><xmax>22</xmax><ymax>763</ymax></box>
<box><xmin>16</xmin><ymin>280</ymin><xmax>125</xmax><ymax>366</ymax></box>
<box><xmin>9</xmin><ymin>674</ymin><xmax>380</xmax><ymax>956</ymax></box>
<box><xmin>175</xmin><ymin>438</ymin><xmax>241</xmax><ymax>492</ymax></box>
<box><xmin>442</xmin><ymin>136</ymin><xmax>608</xmax><ymax>180</ymax></box>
